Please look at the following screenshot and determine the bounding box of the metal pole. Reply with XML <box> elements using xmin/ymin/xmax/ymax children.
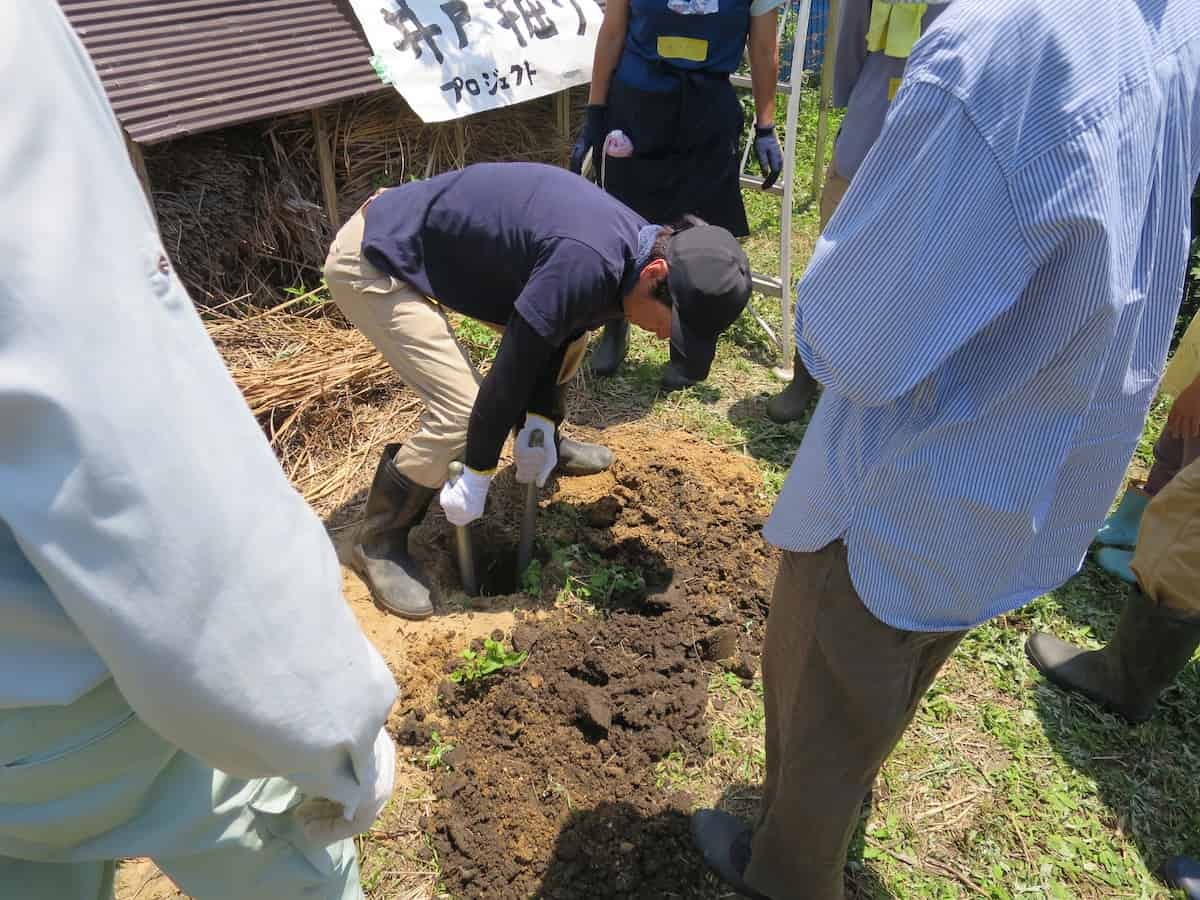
<box><xmin>812</xmin><ymin>0</ymin><xmax>840</xmax><ymax>204</ymax></box>
<box><xmin>775</xmin><ymin>0</ymin><xmax>812</xmax><ymax>378</ymax></box>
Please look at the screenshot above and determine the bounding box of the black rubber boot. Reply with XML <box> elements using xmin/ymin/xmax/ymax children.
<box><xmin>351</xmin><ymin>444</ymin><xmax>436</xmax><ymax>619</ymax></box>
<box><xmin>690</xmin><ymin>809</ymin><xmax>770</xmax><ymax>899</ymax></box>
<box><xmin>1163</xmin><ymin>856</ymin><xmax>1200</xmax><ymax>899</ymax></box>
<box><xmin>1025</xmin><ymin>590</ymin><xmax>1200</xmax><ymax>723</ymax></box>
<box><xmin>765</xmin><ymin>351</ymin><xmax>819</xmax><ymax>424</ymax></box>
<box><xmin>590</xmin><ymin>320</ymin><xmax>629</xmax><ymax>377</ymax></box>
<box><xmin>660</xmin><ymin>359</ymin><xmax>699</xmax><ymax>392</ymax></box>
<box><xmin>556</xmin><ymin>435</ymin><xmax>614</xmax><ymax>476</ymax></box>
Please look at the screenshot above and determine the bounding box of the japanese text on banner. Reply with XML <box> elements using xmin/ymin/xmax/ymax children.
<box><xmin>350</xmin><ymin>0</ymin><xmax>604</xmax><ymax>123</ymax></box>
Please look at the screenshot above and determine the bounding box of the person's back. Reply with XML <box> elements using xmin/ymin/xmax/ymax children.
<box><xmin>767</xmin><ymin>0</ymin><xmax>1200</xmax><ymax>630</ymax></box>
<box><xmin>361</xmin><ymin>162</ymin><xmax>645</xmax><ymax>333</ymax></box>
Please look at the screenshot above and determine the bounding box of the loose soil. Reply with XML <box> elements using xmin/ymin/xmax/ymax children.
<box><xmin>387</xmin><ymin>426</ymin><xmax>780</xmax><ymax>898</ymax></box>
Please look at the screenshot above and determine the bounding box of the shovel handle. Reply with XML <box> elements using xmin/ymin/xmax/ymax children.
<box><xmin>447</xmin><ymin>461</ymin><xmax>478</xmax><ymax>596</ymax></box>
<box><xmin>516</xmin><ymin>431</ymin><xmax>544</xmax><ymax>577</ymax></box>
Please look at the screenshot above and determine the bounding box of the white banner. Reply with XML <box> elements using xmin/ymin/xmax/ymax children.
<box><xmin>350</xmin><ymin>0</ymin><xmax>604</xmax><ymax>123</ymax></box>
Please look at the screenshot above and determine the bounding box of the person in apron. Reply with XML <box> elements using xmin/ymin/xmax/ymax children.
<box><xmin>765</xmin><ymin>0</ymin><xmax>954</xmax><ymax>423</ymax></box>
<box><xmin>571</xmin><ymin>0</ymin><xmax>785</xmax><ymax>388</ymax></box>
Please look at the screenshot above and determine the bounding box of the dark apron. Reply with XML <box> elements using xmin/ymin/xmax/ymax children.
<box><xmin>601</xmin><ymin>72</ymin><xmax>749</xmax><ymax>237</ymax></box>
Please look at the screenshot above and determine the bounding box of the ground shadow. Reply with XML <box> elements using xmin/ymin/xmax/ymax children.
<box><xmin>724</xmin><ymin>394</ymin><xmax>810</xmax><ymax>470</ymax></box>
<box><xmin>1041</xmin><ymin>557</ymin><xmax>1146</xmax><ymax>632</ymax></box>
<box><xmin>536</xmin><ymin>790</ymin><xmax>894</xmax><ymax>899</ymax></box>
<box><xmin>569</xmin><ymin>361</ymin><xmax>713</xmax><ymax>430</ymax></box>
<box><xmin>323</xmin><ymin>464</ymin><xmax>674</xmax><ymax>620</ymax></box>
<box><xmin>1032</xmin><ymin>621</ymin><xmax>1200</xmax><ymax>888</ymax></box>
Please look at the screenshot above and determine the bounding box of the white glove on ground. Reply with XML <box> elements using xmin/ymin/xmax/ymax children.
<box><xmin>440</xmin><ymin>467</ymin><xmax>493</xmax><ymax>526</ymax></box>
<box><xmin>515</xmin><ymin>414</ymin><xmax>557</xmax><ymax>487</ymax></box>
<box><xmin>295</xmin><ymin>726</ymin><xmax>396</xmax><ymax>845</ymax></box>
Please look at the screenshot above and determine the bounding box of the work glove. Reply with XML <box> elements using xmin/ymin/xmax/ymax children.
<box><xmin>440</xmin><ymin>466</ymin><xmax>493</xmax><ymax>526</ymax></box>
<box><xmin>569</xmin><ymin>104</ymin><xmax>608</xmax><ymax>176</ymax></box>
<box><xmin>754</xmin><ymin>125</ymin><xmax>784</xmax><ymax>190</ymax></box>
<box><xmin>295</xmin><ymin>726</ymin><xmax>396</xmax><ymax>845</ymax></box>
<box><xmin>515</xmin><ymin>413</ymin><xmax>558</xmax><ymax>487</ymax></box>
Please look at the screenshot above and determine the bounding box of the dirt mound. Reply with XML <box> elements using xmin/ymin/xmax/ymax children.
<box><xmin>397</xmin><ymin>427</ymin><xmax>779</xmax><ymax>897</ymax></box>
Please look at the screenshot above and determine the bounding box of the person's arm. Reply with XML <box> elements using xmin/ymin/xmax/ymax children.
<box><xmin>587</xmin><ymin>0</ymin><xmax>629</xmax><ymax>105</ymax></box>
<box><xmin>0</xmin><ymin>3</ymin><xmax>395</xmax><ymax>819</ymax></box>
<box><xmin>464</xmin><ymin>242</ymin><xmax>616</xmax><ymax>469</ymax></box>
<box><xmin>748</xmin><ymin>7</ymin><xmax>780</xmax><ymax>127</ymax></box>
<box><xmin>793</xmin><ymin>80</ymin><xmax>1038</xmax><ymax>406</ymax></box>
<box><xmin>464</xmin><ymin>316</ymin><xmax>564</xmax><ymax>471</ymax></box>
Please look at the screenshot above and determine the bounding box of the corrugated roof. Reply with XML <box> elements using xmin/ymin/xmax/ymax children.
<box><xmin>61</xmin><ymin>0</ymin><xmax>385</xmax><ymax>144</ymax></box>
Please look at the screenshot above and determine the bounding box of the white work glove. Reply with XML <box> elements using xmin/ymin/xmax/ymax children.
<box><xmin>440</xmin><ymin>466</ymin><xmax>493</xmax><ymax>526</ymax></box>
<box><xmin>515</xmin><ymin>414</ymin><xmax>558</xmax><ymax>487</ymax></box>
<box><xmin>295</xmin><ymin>726</ymin><xmax>396</xmax><ymax>845</ymax></box>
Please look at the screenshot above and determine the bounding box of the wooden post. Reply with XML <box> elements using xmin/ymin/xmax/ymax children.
<box><xmin>124</xmin><ymin>131</ymin><xmax>156</xmax><ymax>224</ymax></box>
<box><xmin>555</xmin><ymin>90</ymin><xmax>571</xmax><ymax>165</ymax></box>
<box><xmin>311</xmin><ymin>107</ymin><xmax>341</xmax><ymax>230</ymax></box>
<box><xmin>811</xmin><ymin>0</ymin><xmax>839</xmax><ymax>203</ymax></box>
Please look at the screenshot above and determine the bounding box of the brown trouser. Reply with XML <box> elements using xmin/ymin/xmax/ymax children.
<box><xmin>747</xmin><ymin>543</ymin><xmax>965</xmax><ymax>900</ymax></box>
<box><xmin>324</xmin><ymin>208</ymin><xmax>587</xmax><ymax>489</ymax></box>
<box><xmin>1133</xmin><ymin>456</ymin><xmax>1200</xmax><ymax>615</ymax></box>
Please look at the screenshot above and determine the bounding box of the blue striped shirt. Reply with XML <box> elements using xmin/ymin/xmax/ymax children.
<box><xmin>763</xmin><ymin>0</ymin><xmax>1200</xmax><ymax>631</ymax></box>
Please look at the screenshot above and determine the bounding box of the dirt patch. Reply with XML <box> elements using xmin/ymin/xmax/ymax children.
<box><xmin>393</xmin><ymin>426</ymin><xmax>779</xmax><ymax>897</ymax></box>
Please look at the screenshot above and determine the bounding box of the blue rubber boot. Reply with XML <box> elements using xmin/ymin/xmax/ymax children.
<box><xmin>1096</xmin><ymin>547</ymin><xmax>1137</xmax><ymax>583</ymax></box>
<box><xmin>1095</xmin><ymin>490</ymin><xmax>1150</xmax><ymax>547</ymax></box>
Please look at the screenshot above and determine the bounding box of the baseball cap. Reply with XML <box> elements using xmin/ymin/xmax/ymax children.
<box><xmin>666</xmin><ymin>226</ymin><xmax>753</xmax><ymax>380</ymax></box>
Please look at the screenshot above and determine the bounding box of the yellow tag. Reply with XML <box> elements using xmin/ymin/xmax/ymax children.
<box><xmin>884</xmin><ymin>3</ymin><xmax>926</xmax><ymax>57</ymax></box>
<box><xmin>865</xmin><ymin>0</ymin><xmax>928</xmax><ymax>58</ymax></box>
<box><xmin>657</xmin><ymin>35</ymin><xmax>709</xmax><ymax>62</ymax></box>
<box><xmin>888</xmin><ymin>77</ymin><xmax>902</xmax><ymax>100</ymax></box>
<box><xmin>865</xmin><ymin>0</ymin><xmax>892</xmax><ymax>52</ymax></box>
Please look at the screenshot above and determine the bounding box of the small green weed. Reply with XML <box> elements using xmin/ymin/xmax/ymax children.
<box><xmin>448</xmin><ymin>638</ymin><xmax>528</xmax><ymax>683</ymax></box>
<box><xmin>422</xmin><ymin>731</ymin><xmax>455</xmax><ymax>770</ymax></box>
<box><xmin>550</xmin><ymin>544</ymin><xmax>646</xmax><ymax>611</ymax></box>
<box><xmin>521</xmin><ymin>557</ymin><xmax>543</xmax><ymax>596</ymax></box>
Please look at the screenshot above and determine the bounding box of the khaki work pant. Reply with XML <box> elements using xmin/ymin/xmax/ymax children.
<box><xmin>747</xmin><ymin>543</ymin><xmax>965</xmax><ymax>900</ymax></box>
<box><xmin>324</xmin><ymin>208</ymin><xmax>587</xmax><ymax>488</ymax></box>
<box><xmin>1133</xmin><ymin>456</ymin><xmax>1200</xmax><ymax>615</ymax></box>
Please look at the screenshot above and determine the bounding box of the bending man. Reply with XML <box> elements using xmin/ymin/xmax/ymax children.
<box><xmin>325</xmin><ymin>163</ymin><xmax>752</xmax><ymax>618</ymax></box>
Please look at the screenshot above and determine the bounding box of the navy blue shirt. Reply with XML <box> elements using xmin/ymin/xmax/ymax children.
<box><xmin>360</xmin><ymin>162</ymin><xmax>650</xmax><ymax>472</ymax></box>
<box><xmin>362</xmin><ymin>163</ymin><xmax>646</xmax><ymax>346</ymax></box>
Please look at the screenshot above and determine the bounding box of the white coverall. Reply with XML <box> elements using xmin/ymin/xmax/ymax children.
<box><xmin>0</xmin><ymin>5</ymin><xmax>397</xmax><ymax>898</ymax></box>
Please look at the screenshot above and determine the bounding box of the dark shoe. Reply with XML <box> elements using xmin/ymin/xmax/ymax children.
<box><xmin>690</xmin><ymin>809</ymin><xmax>770</xmax><ymax>899</ymax></box>
<box><xmin>1025</xmin><ymin>591</ymin><xmax>1200</xmax><ymax>723</ymax></box>
<box><xmin>351</xmin><ymin>444</ymin><xmax>436</xmax><ymax>619</ymax></box>
<box><xmin>765</xmin><ymin>352</ymin><xmax>819</xmax><ymax>424</ymax></box>
<box><xmin>590</xmin><ymin>320</ymin><xmax>629</xmax><ymax>377</ymax></box>
<box><xmin>660</xmin><ymin>359</ymin><xmax>699</xmax><ymax>392</ymax></box>
<box><xmin>556</xmin><ymin>436</ymin><xmax>614</xmax><ymax>476</ymax></box>
<box><xmin>1162</xmin><ymin>856</ymin><xmax>1200</xmax><ymax>899</ymax></box>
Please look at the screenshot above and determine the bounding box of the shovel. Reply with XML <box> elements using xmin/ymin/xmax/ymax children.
<box><xmin>516</xmin><ymin>430</ymin><xmax>544</xmax><ymax>579</ymax></box>
<box><xmin>446</xmin><ymin>461</ymin><xmax>478</xmax><ymax>596</ymax></box>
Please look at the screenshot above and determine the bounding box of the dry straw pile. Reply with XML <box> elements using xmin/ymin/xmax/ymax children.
<box><xmin>205</xmin><ymin>291</ymin><xmax>419</xmax><ymax>516</ymax></box>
